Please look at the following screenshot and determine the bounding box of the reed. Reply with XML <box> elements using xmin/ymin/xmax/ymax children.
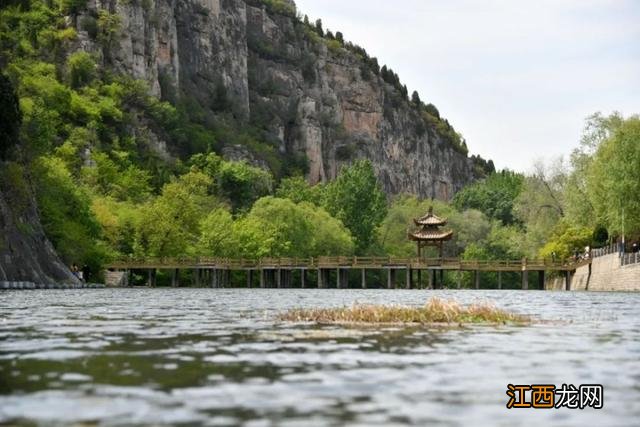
<box><xmin>278</xmin><ymin>297</ymin><xmax>530</xmax><ymax>325</ymax></box>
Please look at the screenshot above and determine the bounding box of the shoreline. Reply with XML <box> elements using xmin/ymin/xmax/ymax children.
<box><xmin>0</xmin><ymin>282</ymin><xmax>106</xmax><ymax>290</ymax></box>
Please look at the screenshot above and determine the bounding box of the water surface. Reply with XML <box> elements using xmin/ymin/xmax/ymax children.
<box><xmin>1</xmin><ymin>289</ymin><xmax>639</xmax><ymax>426</ymax></box>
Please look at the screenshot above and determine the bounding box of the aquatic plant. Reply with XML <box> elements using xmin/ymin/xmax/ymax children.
<box><xmin>278</xmin><ymin>297</ymin><xmax>530</xmax><ymax>325</ymax></box>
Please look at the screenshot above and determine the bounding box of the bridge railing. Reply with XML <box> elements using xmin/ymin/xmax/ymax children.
<box><xmin>106</xmin><ymin>256</ymin><xmax>588</xmax><ymax>271</ymax></box>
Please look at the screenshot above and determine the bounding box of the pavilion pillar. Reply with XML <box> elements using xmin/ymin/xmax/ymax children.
<box><xmin>171</xmin><ymin>269</ymin><xmax>179</xmax><ymax>288</ymax></box>
<box><xmin>361</xmin><ymin>269</ymin><xmax>366</xmax><ymax>289</ymax></box>
<box><xmin>497</xmin><ymin>271</ymin><xmax>502</xmax><ymax>290</ymax></box>
<box><xmin>475</xmin><ymin>270</ymin><xmax>480</xmax><ymax>289</ymax></box>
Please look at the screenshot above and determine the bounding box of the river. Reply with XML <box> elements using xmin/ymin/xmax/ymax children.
<box><xmin>1</xmin><ymin>289</ymin><xmax>639</xmax><ymax>426</ymax></box>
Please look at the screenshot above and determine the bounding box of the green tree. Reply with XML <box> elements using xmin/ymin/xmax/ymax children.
<box><xmin>135</xmin><ymin>171</ymin><xmax>216</xmax><ymax>257</ymax></box>
<box><xmin>232</xmin><ymin>197</ymin><xmax>353</xmax><ymax>258</ymax></box>
<box><xmin>324</xmin><ymin>160</ymin><xmax>387</xmax><ymax>253</ymax></box>
<box><xmin>539</xmin><ymin>220</ymin><xmax>593</xmax><ymax>261</ymax></box>
<box><xmin>587</xmin><ymin>116</ymin><xmax>640</xmax><ymax>237</ymax></box>
<box><xmin>196</xmin><ymin>208</ymin><xmax>236</xmax><ymax>257</ymax></box>
<box><xmin>67</xmin><ymin>51</ymin><xmax>96</xmax><ymax>89</ymax></box>
<box><xmin>275</xmin><ymin>175</ymin><xmax>324</xmax><ymax>205</ymax></box>
<box><xmin>453</xmin><ymin>170</ymin><xmax>524</xmax><ymax>225</ymax></box>
<box><xmin>217</xmin><ymin>161</ymin><xmax>273</xmax><ymax>212</ymax></box>
<box><xmin>563</xmin><ymin>112</ymin><xmax>624</xmax><ymax>228</ymax></box>
<box><xmin>33</xmin><ymin>156</ymin><xmax>105</xmax><ymax>270</ymax></box>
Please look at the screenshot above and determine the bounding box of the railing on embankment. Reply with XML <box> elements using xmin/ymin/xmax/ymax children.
<box><xmin>106</xmin><ymin>256</ymin><xmax>587</xmax><ymax>272</ymax></box>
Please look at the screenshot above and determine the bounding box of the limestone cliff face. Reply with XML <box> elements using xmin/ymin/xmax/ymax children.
<box><xmin>75</xmin><ymin>0</ymin><xmax>478</xmax><ymax>200</ymax></box>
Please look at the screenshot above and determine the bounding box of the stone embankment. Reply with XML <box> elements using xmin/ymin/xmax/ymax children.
<box><xmin>0</xmin><ymin>282</ymin><xmax>106</xmax><ymax>290</ymax></box>
<box><xmin>546</xmin><ymin>252</ymin><xmax>640</xmax><ymax>291</ymax></box>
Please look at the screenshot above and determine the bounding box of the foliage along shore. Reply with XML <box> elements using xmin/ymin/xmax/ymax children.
<box><xmin>278</xmin><ymin>297</ymin><xmax>531</xmax><ymax>325</ymax></box>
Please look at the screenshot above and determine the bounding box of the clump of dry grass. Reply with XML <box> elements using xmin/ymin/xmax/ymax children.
<box><xmin>278</xmin><ymin>297</ymin><xmax>530</xmax><ymax>325</ymax></box>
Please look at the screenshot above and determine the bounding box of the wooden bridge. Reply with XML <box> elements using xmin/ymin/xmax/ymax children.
<box><xmin>106</xmin><ymin>256</ymin><xmax>590</xmax><ymax>290</ymax></box>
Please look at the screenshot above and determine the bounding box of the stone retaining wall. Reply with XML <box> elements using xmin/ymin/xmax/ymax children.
<box><xmin>546</xmin><ymin>253</ymin><xmax>640</xmax><ymax>291</ymax></box>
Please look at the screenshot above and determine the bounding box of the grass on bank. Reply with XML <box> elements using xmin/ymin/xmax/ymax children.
<box><xmin>278</xmin><ymin>297</ymin><xmax>530</xmax><ymax>325</ymax></box>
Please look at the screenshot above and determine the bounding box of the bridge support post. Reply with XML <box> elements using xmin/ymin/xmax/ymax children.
<box><xmin>337</xmin><ymin>268</ymin><xmax>342</xmax><ymax>289</ymax></box>
<box><xmin>361</xmin><ymin>269</ymin><xmax>366</xmax><ymax>289</ymax></box>
<box><xmin>405</xmin><ymin>268</ymin><xmax>410</xmax><ymax>289</ymax></box>
<box><xmin>147</xmin><ymin>269</ymin><xmax>156</xmax><ymax>288</ymax></box>
<box><xmin>210</xmin><ymin>269</ymin><xmax>218</xmax><ymax>288</ymax></box>
<box><xmin>428</xmin><ymin>270</ymin><xmax>433</xmax><ymax>289</ymax></box>
<box><xmin>247</xmin><ymin>270</ymin><xmax>253</xmax><ymax>288</ymax></box>
<box><xmin>475</xmin><ymin>271</ymin><xmax>480</xmax><ymax>289</ymax></box>
<box><xmin>497</xmin><ymin>271</ymin><xmax>502</xmax><ymax>290</ymax></box>
<box><xmin>260</xmin><ymin>269</ymin><xmax>265</xmax><ymax>288</ymax></box>
<box><xmin>565</xmin><ymin>271</ymin><xmax>571</xmax><ymax>291</ymax></box>
<box><xmin>522</xmin><ymin>271</ymin><xmax>529</xmax><ymax>290</ymax></box>
<box><xmin>276</xmin><ymin>269</ymin><xmax>282</xmax><ymax>288</ymax></box>
<box><xmin>539</xmin><ymin>270</ymin><xmax>546</xmax><ymax>290</ymax></box>
<box><xmin>171</xmin><ymin>269</ymin><xmax>179</xmax><ymax>288</ymax></box>
<box><xmin>417</xmin><ymin>269</ymin><xmax>422</xmax><ymax>289</ymax></box>
<box><xmin>301</xmin><ymin>269</ymin><xmax>307</xmax><ymax>288</ymax></box>
<box><xmin>457</xmin><ymin>271</ymin><xmax>462</xmax><ymax>289</ymax></box>
<box><xmin>317</xmin><ymin>269</ymin><xmax>324</xmax><ymax>289</ymax></box>
<box><xmin>387</xmin><ymin>268</ymin><xmax>392</xmax><ymax>289</ymax></box>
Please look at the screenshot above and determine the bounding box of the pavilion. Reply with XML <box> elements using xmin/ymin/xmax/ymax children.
<box><xmin>408</xmin><ymin>207</ymin><xmax>453</xmax><ymax>259</ymax></box>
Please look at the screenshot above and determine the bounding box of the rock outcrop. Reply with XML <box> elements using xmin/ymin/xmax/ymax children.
<box><xmin>74</xmin><ymin>0</ymin><xmax>484</xmax><ymax>199</ymax></box>
<box><xmin>0</xmin><ymin>168</ymin><xmax>80</xmax><ymax>285</ymax></box>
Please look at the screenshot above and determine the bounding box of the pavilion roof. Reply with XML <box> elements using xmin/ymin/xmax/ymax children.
<box><xmin>414</xmin><ymin>206</ymin><xmax>448</xmax><ymax>226</ymax></box>
<box><xmin>408</xmin><ymin>229</ymin><xmax>454</xmax><ymax>242</ymax></box>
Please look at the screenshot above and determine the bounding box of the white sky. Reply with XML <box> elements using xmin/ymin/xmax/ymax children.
<box><xmin>295</xmin><ymin>0</ymin><xmax>640</xmax><ymax>172</ymax></box>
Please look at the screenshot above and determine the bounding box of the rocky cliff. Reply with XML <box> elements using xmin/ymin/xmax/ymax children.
<box><xmin>0</xmin><ymin>165</ymin><xmax>80</xmax><ymax>285</ymax></box>
<box><xmin>71</xmin><ymin>0</ymin><xmax>486</xmax><ymax>199</ymax></box>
